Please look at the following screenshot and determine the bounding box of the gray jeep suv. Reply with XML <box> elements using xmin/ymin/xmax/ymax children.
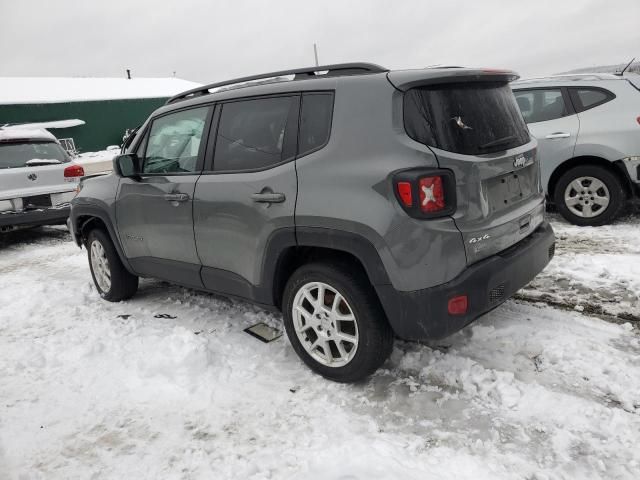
<box><xmin>69</xmin><ymin>63</ymin><xmax>555</xmax><ymax>382</ymax></box>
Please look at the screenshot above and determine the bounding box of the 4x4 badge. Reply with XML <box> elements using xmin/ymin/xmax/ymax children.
<box><xmin>27</xmin><ymin>173</ymin><xmax>37</xmax><ymax>181</ymax></box>
<box><xmin>469</xmin><ymin>234</ymin><xmax>490</xmax><ymax>244</ymax></box>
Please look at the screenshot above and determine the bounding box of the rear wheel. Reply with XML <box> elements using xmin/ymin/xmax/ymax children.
<box><xmin>87</xmin><ymin>229</ymin><xmax>138</xmax><ymax>301</ymax></box>
<box><xmin>554</xmin><ymin>165</ymin><xmax>625</xmax><ymax>226</ymax></box>
<box><xmin>282</xmin><ymin>262</ymin><xmax>394</xmax><ymax>383</ymax></box>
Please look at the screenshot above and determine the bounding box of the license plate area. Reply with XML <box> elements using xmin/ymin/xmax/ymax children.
<box><xmin>23</xmin><ymin>194</ymin><xmax>52</xmax><ymax>209</ymax></box>
<box><xmin>487</xmin><ymin>166</ymin><xmax>534</xmax><ymax>212</ymax></box>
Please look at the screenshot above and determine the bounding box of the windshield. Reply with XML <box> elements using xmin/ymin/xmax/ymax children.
<box><xmin>0</xmin><ymin>141</ymin><xmax>69</xmax><ymax>169</ymax></box>
<box><xmin>404</xmin><ymin>82</ymin><xmax>530</xmax><ymax>155</ymax></box>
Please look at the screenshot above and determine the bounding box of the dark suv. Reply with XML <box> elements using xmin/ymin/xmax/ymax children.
<box><xmin>69</xmin><ymin>63</ymin><xmax>555</xmax><ymax>382</ymax></box>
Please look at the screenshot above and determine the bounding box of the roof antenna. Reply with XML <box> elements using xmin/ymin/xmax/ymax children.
<box><xmin>126</xmin><ymin>69</ymin><xmax>131</xmax><ymax>80</ymax></box>
<box><xmin>616</xmin><ymin>57</ymin><xmax>635</xmax><ymax>76</ymax></box>
<box><xmin>313</xmin><ymin>43</ymin><xmax>319</xmax><ymax>67</ymax></box>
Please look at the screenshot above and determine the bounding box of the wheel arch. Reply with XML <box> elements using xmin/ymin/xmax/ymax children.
<box><xmin>264</xmin><ymin>227</ymin><xmax>391</xmax><ymax>309</ymax></box>
<box><xmin>548</xmin><ymin>156</ymin><xmax>632</xmax><ymax>201</ymax></box>
<box><xmin>71</xmin><ymin>205</ymin><xmax>136</xmax><ymax>275</ymax></box>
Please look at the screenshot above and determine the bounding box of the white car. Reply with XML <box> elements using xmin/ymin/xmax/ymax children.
<box><xmin>512</xmin><ymin>73</ymin><xmax>640</xmax><ymax>226</ymax></box>
<box><xmin>0</xmin><ymin>127</ymin><xmax>85</xmax><ymax>232</ymax></box>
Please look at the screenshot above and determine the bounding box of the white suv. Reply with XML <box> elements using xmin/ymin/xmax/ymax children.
<box><xmin>0</xmin><ymin>127</ymin><xmax>84</xmax><ymax>232</ymax></box>
<box><xmin>513</xmin><ymin>74</ymin><xmax>640</xmax><ymax>226</ymax></box>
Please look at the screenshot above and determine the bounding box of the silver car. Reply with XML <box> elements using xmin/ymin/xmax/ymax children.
<box><xmin>513</xmin><ymin>74</ymin><xmax>640</xmax><ymax>226</ymax></box>
<box><xmin>0</xmin><ymin>127</ymin><xmax>84</xmax><ymax>232</ymax></box>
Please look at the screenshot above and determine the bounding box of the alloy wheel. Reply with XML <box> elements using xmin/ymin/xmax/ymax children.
<box><xmin>90</xmin><ymin>239</ymin><xmax>111</xmax><ymax>292</ymax></box>
<box><xmin>292</xmin><ymin>281</ymin><xmax>359</xmax><ymax>367</ymax></box>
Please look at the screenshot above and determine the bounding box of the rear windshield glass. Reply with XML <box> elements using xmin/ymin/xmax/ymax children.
<box><xmin>404</xmin><ymin>82</ymin><xmax>530</xmax><ymax>155</ymax></box>
<box><xmin>0</xmin><ymin>141</ymin><xmax>69</xmax><ymax>169</ymax></box>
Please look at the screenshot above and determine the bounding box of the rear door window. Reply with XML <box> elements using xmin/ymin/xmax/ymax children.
<box><xmin>513</xmin><ymin>89</ymin><xmax>569</xmax><ymax>123</ymax></box>
<box><xmin>569</xmin><ymin>88</ymin><xmax>615</xmax><ymax>113</ymax></box>
<box><xmin>404</xmin><ymin>82</ymin><xmax>530</xmax><ymax>155</ymax></box>
<box><xmin>298</xmin><ymin>93</ymin><xmax>334</xmax><ymax>156</ymax></box>
<box><xmin>213</xmin><ymin>96</ymin><xmax>299</xmax><ymax>172</ymax></box>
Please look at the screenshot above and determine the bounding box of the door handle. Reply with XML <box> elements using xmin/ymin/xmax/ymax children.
<box><xmin>163</xmin><ymin>193</ymin><xmax>190</xmax><ymax>202</ymax></box>
<box><xmin>251</xmin><ymin>192</ymin><xmax>286</xmax><ymax>203</ymax></box>
<box><xmin>545</xmin><ymin>132</ymin><xmax>571</xmax><ymax>139</ymax></box>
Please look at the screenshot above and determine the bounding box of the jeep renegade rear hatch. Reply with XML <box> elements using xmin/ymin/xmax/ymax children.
<box><xmin>390</xmin><ymin>69</ymin><xmax>545</xmax><ymax>265</ymax></box>
<box><xmin>404</xmin><ymin>82</ymin><xmax>529</xmax><ymax>155</ymax></box>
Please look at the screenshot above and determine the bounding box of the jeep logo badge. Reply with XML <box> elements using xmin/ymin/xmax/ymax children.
<box><xmin>27</xmin><ymin>173</ymin><xmax>38</xmax><ymax>181</ymax></box>
<box><xmin>513</xmin><ymin>155</ymin><xmax>526</xmax><ymax>168</ymax></box>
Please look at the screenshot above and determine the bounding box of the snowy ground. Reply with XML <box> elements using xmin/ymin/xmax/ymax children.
<box><xmin>521</xmin><ymin>210</ymin><xmax>640</xmax><ymax>321</ymax></box>
<box><xmin>1</xmin><ymin>218</ymin><xmax>639</xmax><ymax>479</ymax></box>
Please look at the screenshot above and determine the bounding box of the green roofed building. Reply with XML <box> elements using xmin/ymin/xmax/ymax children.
<box><xmin>0</xmin><ymin>76</ymin><xmax>201</xmax><ymax>153</ymax></box>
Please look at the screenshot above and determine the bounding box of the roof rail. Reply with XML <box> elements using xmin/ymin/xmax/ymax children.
<box><xmin>166</xmin><ymin>62</ymin><xmax>388</xmax><ymax>104</ymax></box>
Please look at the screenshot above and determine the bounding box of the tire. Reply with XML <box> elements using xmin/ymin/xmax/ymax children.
<box><xmin>87</xmin><ymin>228</ymin><xmax>138</xmax><ymax>302</ymax></box>
<box><xmin>554</xmin><ymin>165</ymin><xmax>626</xmax><ymax>226</ymax></box>
<box><xmin>282</xmin><ymin>261</ymin><xmax>394</xmax><ymax>383</ymax></box>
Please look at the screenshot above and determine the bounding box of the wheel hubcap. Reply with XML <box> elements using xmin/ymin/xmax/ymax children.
<box><xmin>292</xmin><ymin>282</ymin><xmax>359</xmax><ymax>367</ymax></box>
<box><xmin>90</xmin><ymin>240</ymin><xmax>111</xmax><ymax>292</ymax></box>
<box><xmin>564</xmin><ymin>176</ymin><xmax>610</xmax><ymax>218</ymax></box>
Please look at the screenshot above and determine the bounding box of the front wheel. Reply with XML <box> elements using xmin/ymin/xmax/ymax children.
<box><xmin>554</xmin><ymin>165</ymin><xmax>626</xmax><ymax>226</ymax></box>
<box><xmin>282</xmin><ymin>262</ymin><xmax>394</xmax><ymax>383</ymax></box>
<box><xmin>87</xmin><ymin>229</ymin><xmax>138</xmax><ymax>301</ymax></box>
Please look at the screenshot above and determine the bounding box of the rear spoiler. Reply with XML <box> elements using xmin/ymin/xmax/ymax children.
<box><xmin>387</xmin><ymin>68</ymin><xmax>519</xmax><ymax>92</ymax></box>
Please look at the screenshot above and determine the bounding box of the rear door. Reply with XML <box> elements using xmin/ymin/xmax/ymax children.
<box><xmin>193</xmin><ymin>95</ymin><xmax>300</xmax><ymax>300</ymax></box>
<box><xmin>402</xmin><ymin>80</ymin><xmax>546</xmax><ymax>264</ymax></box>
<box><xmin>513</xmin><ymin>88</ymin><xmax>579</xmax><ymax>193</ymax></box>
<box><xmin>116</xmin><ymin>105</ymin><xmax>211</xmax><ymax>287</ymax></box>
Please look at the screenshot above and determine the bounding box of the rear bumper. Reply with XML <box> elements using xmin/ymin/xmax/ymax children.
<box><xmin>376</xmin><ymin>221</ymin><xmax>555</xmax><ymax>341</ymax></box>
<box><xmin>0</xmin><ymin>204</ymin><xmax>70</xmax><ymax>229</ymax></box>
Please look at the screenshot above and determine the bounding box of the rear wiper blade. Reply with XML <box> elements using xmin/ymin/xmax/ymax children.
<box><xmin>479</xmin><ymin>135</ymin><xmax>517</xmax><ymax>150</ymax></box>
<box><xmin>25</xmin><ymin>159</ymin><xmax>62</xmax><ymax>166</ymax></box>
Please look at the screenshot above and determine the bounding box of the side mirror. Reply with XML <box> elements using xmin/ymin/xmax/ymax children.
<box><xmin>113</xmin><ymin>154</ymin><xmax>140</xmax><ymax>178</ymax></box>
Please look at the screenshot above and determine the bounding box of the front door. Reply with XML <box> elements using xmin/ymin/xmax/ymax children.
<box><xmin>116</xmin><ymin>105</ymin><xmax>211</xmax><ymax>287</ymax></box>
<box><xmin>513</xmin><ymin>88</ymin><xmax>580</xmax><ymax>193</ymax></box>
<box><xmin>193</xmin><ymin>95</ymin><xmax>300</xmax><ymax>302</ymax></box>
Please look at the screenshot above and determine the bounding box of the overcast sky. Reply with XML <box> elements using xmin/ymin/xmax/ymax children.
<box><xmin>1</xmin><ymin>0</ymin><xmax>639</xmax><ymax>83</ymax></box>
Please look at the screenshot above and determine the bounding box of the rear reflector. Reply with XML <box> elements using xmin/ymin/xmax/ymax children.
<box><xmin>637</xmin><ymin>116</ymin><xmax>640</xmax><ymax>126</ymax></box>
<box><xmin>419</xmin><ymin>176</ymin><xmax>445</xmax><ymax>213</ymax></box>
<box><xmin>448</xmin><ymin>295</ymin><xmax>468</xmax><ymax>315</ymax></box>
<box><xmin>64</xmin><ymin>164</ymin><xmax>84</xmax><ymax>177</ymax></box>
<box><xmin>396</xmin><ymin>181</ymin><xmax>413</xmax><ymax>207</ymax></box>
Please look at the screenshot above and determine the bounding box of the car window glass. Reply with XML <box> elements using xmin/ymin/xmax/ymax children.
<box><xmin>299</xmin><ymin>93</ymin><xmax>333</xmax><ymax>156</ymax></box>
<box><xmin>214</xmin><ymin>96</ymin><xmax>295</xmax><ymax>172</ymax></box>
<box><xmin>142</xmin><ymin>107</ymin><xmax>208</xmax><ymax>174</ymax></box>
<box><xmin>570</xmin><ymin>88</ymin><xmax>613</xmax><ymax>113</ymax></box>
<box><xmin>404</xmin><ymin>82</ymin><xmax>530</xmax><ymax>155</ymax></box>
<box><xmin>513</xmin><ymin>89</ymin><xmax>568</xmax><ymax>123</ymax></box>
<box><xmin>0</xmin><ymin>141</ymin><xmax>69</xmax><ymax>169</ymax></box>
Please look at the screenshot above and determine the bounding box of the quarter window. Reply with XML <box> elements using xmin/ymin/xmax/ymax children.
<box><xmin>213</xmin><ymin>96</ymin><xmax>297</xmax><ymax>172</ymax></box>
<box><xmin>569</xmin><ymin>88</ymin><xmax>615</xmax><ymax>113</ymax></box>
<box><xmin>298</xmin><ymin>93</ymin><xmax>333</xmax><ymax>156</ymax></box>
<box><xmin>513</xmin><ymin>89</ymin><xmax>569</xmax><ymax>123</ymax></box>
<box><xmin>142</xmin><ymin>107</ymin><xmax>209</xmax><ymax>174</ymax></box>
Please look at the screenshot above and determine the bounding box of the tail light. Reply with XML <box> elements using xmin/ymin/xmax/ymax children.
<box><xmin>636</xmin><ymin>116</ymin><xmax>640</xmax><ymax>126</ymax></box>
<box><xmin>396</xmin><ymin>181</ymin><xmax>413</xmax><ymax>207</ymax></box>
<box><xmin>393</xmin><ymin>168</ymin><xmax>456</xmax><ymax>218</ymax></box>
<box><xmin>419</xmin><ymin>176</ymin><xmax>445</xmax><ymax>212</ymax></box>
<box><xmin>64</xmin><ymin>164</ymin><xmax>84</xmax><ymax>179</ymax></box>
